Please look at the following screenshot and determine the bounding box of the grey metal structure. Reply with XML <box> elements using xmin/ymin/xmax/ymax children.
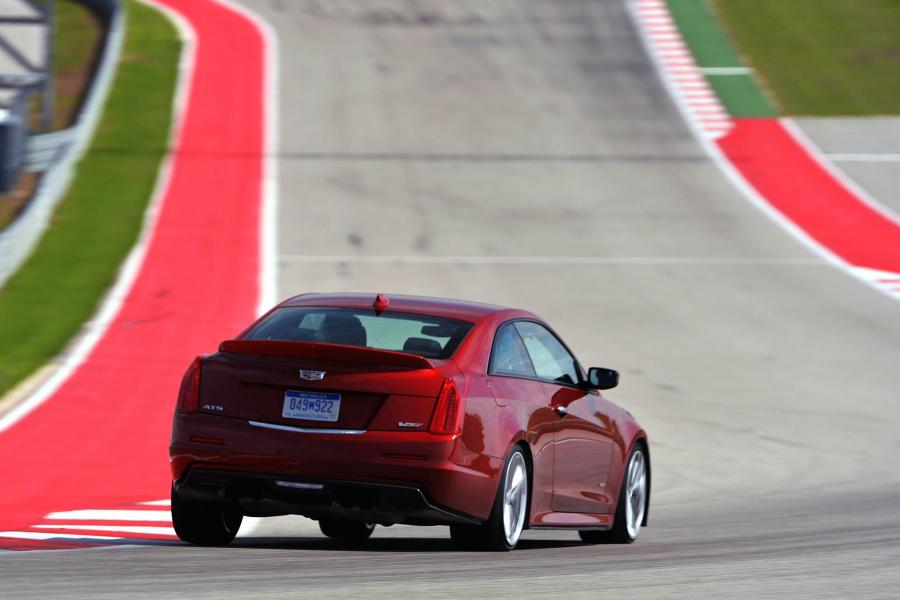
<box><xmin>0</xmin><ymin>0</ymin><xmax>51</xmax><ymax>193</ymax></box>
<box><xmin>0</xmin><ymin>0</ymin><xmax>122</xmax><ymax>287</ymax></box>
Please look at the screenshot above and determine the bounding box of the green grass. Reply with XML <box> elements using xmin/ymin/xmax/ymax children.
<box><xmin>0</xmin><ymin>0</ymin><xmax>180</xmax><ymax>397</ymax></box>
<box><xmin>667</xmin><ymin>0</ymin><xmax>775</xmax><ymax>116</ymax></box>
<box><xmin>712</xmin><ymin>0</ymin><xmax>900</xmax><ymax>115</ymax></box>
<box><xmin>52</xmin><ymin>0</ymin><xmax>105</xmax><ymax>130</ymax></box>
<box><xmin>668</xmin><ymin>0</ymin><xmax>743</xmax><ymax>67</ymax></box>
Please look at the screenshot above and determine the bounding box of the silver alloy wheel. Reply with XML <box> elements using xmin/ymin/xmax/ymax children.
<box><xmin>624</xmin><ymin>449</ymin><xmax>647</xmax><ymax>540</ymax></box>
<box><xmin>502</xmin><ymin>451</ymin><xmax>528</xmax><ymax>547</ymax></box>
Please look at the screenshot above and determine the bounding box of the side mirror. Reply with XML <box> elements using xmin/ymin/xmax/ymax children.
<box><xmin>586</xmin><ymin>367</ymin><xmax>618</xmax><ymax>390</ymax></box>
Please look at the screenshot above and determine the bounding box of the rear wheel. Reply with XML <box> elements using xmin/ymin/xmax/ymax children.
<box><xmin>580</xmin><ymin>445</ymin><xmax>647</xmax><ymax>544</ymax></box>
<box><xmin>319</xmin><ymin>518</ymin><xmax>375</xmax><ymax>541</ymax></box>
<box><xmin>170</xmin><ymin>483</ymin><xmax>243</xmax><ymax>546</ymax></box>
<box><xmin>450</xmin><ymin>447</ymin><xmax>529</xmax><ymax>551</ymax></box>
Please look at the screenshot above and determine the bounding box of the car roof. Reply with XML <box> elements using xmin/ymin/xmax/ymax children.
<box><xmin>280</xmin><ymin>293</ymin><xmax>515</xmax><ymax>323</ymax></box>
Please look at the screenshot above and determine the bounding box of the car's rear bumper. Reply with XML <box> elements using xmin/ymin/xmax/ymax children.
<box><xmin>174</xmin><ymin>469</ymin><xmax>481</xmax><ymax>526</ymax></box>
<box><xmin>170</xmin><ymin>411</ymin><xmax>501</xmax><ymax>522</ymax></box>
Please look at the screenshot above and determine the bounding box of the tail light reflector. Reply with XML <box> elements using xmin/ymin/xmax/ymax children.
<box><xmin>429</xmin><ymin>378</ymin><xmax>463</xmax><ymax>435</ymax></box>
<box><xmin>176</xmin><ymin>356</ymin><xmax>202</xmax><ymax>413</ymax></box>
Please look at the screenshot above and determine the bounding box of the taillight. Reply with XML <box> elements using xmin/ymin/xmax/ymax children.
<box><xmin>176</xmin><ymin>356</ymin><xmax>202</xmax><ymax>413</ymax></box>
<box><xmin>429</xmin><ymin>378</ymin><xmax>463</xmax><ymax>435</ymax></box>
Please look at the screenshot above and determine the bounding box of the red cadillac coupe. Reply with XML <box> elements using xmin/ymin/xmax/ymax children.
<box><xmin>170</xmin><ymin>293</ymin><xmax>650</xmax><ymax>550</ymax></box>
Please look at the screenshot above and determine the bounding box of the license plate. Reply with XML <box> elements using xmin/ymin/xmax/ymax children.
<box><xmin>282</xmin><ymin>391</ymin><xmax>341</xmax><ymax>422</ymax></box>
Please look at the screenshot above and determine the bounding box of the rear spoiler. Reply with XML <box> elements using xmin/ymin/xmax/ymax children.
<box><xmin>218</xmin><ymin>340</ymin><xmax>434</xmax><ymax>370</ymax></box>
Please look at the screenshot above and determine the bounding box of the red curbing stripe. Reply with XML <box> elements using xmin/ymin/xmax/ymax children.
<box><xmin>0</xmin><ymin>0</ymin><xmax>268</xmax><ymax>548</ymax></box>
<box><xmin>28</xmin><ymin>527</ymin><xmax>178</xmax><ymax>541</ymax></box>
<box><xmin>628</xmin><ymin>1</ymin><xmax>895</xmax><ymax>297</ymax></box>
<box><xmin>719</xmin><ymin>119</ymin><xmax>900</xmax><ymax>273</ymax></box>
<box><xmin>36</xmin><ymin>519</ymin><xmax>171</xmax><ymax>528</ymax></box>
<box><xmin>0</xmin><ymin>537</ymin><xmax>104</xmax><ymax>551</ymax></box>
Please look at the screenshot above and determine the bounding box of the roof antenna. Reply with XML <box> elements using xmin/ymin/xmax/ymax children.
<box><xmin>373</xmin><ymin>293</ymin><xmax>390</xmax><ymax>315</ymax></box>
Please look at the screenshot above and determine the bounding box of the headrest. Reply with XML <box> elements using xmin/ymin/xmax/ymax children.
<box><xmin>320</xmin><ymin>313</ymin><xmax>367</xmax><ymax>347</ymax></box>
<box><xmin>402</xmin><ymin>337</ymin><xmax>442</xmax><ymax>357</ymax></box>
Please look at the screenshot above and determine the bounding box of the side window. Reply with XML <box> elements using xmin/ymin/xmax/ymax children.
<box><xmin>514</xmin><ymin>322</ymin><xmax>580</xmax><ymax>386</ymax></box>
<box><xmin>489</xmin><ymin>324</ymin><xmax>536</xmax><ymax>378</ymax></box>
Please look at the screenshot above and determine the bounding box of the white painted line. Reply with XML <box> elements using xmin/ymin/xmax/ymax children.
<box><xmin>0</xmin><ymin>531</ymin><xmax>125</xmax><ymax>541</ymax></box>
<box><xmin>237</xmin><ymin>516</ymin><xmax>263</xmax><ymax>539</ymax></box>
<box><xmin>45</xmin><ymin>509</ymin><xmax>172</xmax><ymax>522</ymax></box>
<box><xmin>688</xmin><ymin>98</ymin><xmax>727</xmax><ymax>106</ymax></box>
<box><xmin>650</xmin><ymin>33</ymin><xmax>685</xmax><ymax>41</ymax></box>
<box><xmin>698</xmin><ymin>116</ymin><xmax>732</xmax><ymax>123</ymax></box>
<box><xmin>34</xmin><ymin>524</ymin><xmax>176</xmax><ymax>536</ymax></box>
<box><xmin>279</xmin><ymin>255</ymin><xmax>823</xmax><ymax>266</ymax></box>
<box><xmin>826</xmin><ymin>153</ymin><xmax>900</xmax><ymax>162</ymax></box>
<box><xmin>0</xmin><ymin>2</ymin><xmax>197</xmax><ymax>434</ymax></box>
<box><xmin>212</xmin><ymin>0</ymin><xmax>281</xmax><ymax>316</ymax></box>
<box><xmin>854</xmin><ymin>266</ymin><xmax>900</xmax><ymax>298</ymax></box>
<box><xmin>700</xmin><ymin>67</ymin><xmax>752</xmax><ymax>75</ymax></box>
<box><xmin>693</xmin><ymin>106</ymin><xmax>729</xmax><ymax>113</ymax></box>
<box><xmin>854</xmin><ymin>267</ymin><xmax>900</xmax><ymax>282</ymax></box>
<box><xmin>683</xmin><ymin>94</ymin><xmax>719</xmax><ymax>102</ymax></box>
<box><xmin>655</xmin><ymin>42</ymin><xmax>689</xmax><ymax>51</ymax></box>
<box><xmin>677</xmin><ymin>81</ymin><xmax>717</xmax><ymax>90</ymax></box>
<box><xmin>671</xmin><ymin>74</ymin><xmax>707</xmax><ymax>83</ymax></box>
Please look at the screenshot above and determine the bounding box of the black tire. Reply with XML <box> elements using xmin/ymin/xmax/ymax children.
<box><xmin>171</xmin><ymin>483</ymin><xmax>243</xmax><ymax>546</ymax></box>
<box><xmin>580</xmin><ymin>445</ymin><xmax>647</xmax><ymax>545</ymax></box>
<box><xmin>319</xmin><ymin>518</ymin><xmax>375</xmax><ymax>541</ymax></box>
<box><xmin>450</xmin><ymin>447</ymin><xmax>529</xmax><ymax>551</ymax></box>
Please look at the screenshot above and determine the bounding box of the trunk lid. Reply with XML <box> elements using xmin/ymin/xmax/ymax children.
<box><xmin>200</xmin><ymin>340</ymin><xmax>445</xmax><ymax>431</ymax></box>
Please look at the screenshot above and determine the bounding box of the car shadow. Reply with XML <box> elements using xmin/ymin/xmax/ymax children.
<box><xmin>230</xmin><ymin>535</ymin><xmax>585</xmax><ymax>553</ymax></box>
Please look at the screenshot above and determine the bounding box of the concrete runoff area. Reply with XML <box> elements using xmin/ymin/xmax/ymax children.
<box><xmin>795</xmin><ymin>117</ymin><xmax>900</xmax><ymax>218</ymax></box>
<box><xmin>3</xmin><ymin>0</ymin><xmax>899</xmax><ymax>597</ymax></box>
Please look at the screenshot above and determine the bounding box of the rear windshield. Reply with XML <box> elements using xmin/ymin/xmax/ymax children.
<box><xmin>244</xmin><ymin>307</ymin><xmax>474</xmax><ymax>359</ymax></box>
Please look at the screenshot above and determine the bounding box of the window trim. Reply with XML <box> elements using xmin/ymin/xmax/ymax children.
<box><xmin>487</xmin><ymin>318</ymin><xmax>587</xmax><ymax>389</ymax></box>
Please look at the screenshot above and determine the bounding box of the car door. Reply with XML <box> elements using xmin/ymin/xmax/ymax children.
<box><xmin>486</xmin><ymin>322</ymin><xmax>556</xmax><ymax>522</ymax></box>
<box><xmin>513</xmin><ymin>321</ymin><xmax>616</xmax><ymax>515</ymax></box>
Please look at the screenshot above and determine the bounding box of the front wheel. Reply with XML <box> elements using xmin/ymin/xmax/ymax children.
<box><xmin>450</xmin><ymin>447</ymin><xmax>529</xmax><ymax>551</ymax></box>
<box><xmin>319</xmin><ymin>518</ymin><xmax>375</xmax><ymax>541</ymax></box>
<box><xmin>171</xmin><ymin>484</ymin><xmax>243</xmax><ymax>546</ymax></box>
<box><xmin>580</xmin><ymin>445</ymin><xmax>647</xmax><ymax>544</ymax></box>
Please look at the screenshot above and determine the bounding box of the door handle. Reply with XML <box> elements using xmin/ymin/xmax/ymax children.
<box><xmin>554</xmin><ymin>405</ymin><xmax>568</xmax><ymax>417</ymax></box>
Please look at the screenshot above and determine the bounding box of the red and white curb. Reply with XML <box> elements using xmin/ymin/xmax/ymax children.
<box><xmin>852</xmin><ymin>267</ymin><xmax>900</xmax><ymax>301</ymax></box>
<box><xmin>632</xmin><ymin>0</ymin><xmax>732</xmax><ymax>139</ymax></box>
<box><xmin>0</xmin><ymin>500</ymin><xmax>176</xmax><ymax>550</ymax></box>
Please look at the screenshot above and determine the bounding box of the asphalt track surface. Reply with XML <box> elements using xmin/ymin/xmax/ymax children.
<box><xmin>3</xmin><ymin>0</ymin><xmax>900</xmax><ymax>598</ymax></box>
